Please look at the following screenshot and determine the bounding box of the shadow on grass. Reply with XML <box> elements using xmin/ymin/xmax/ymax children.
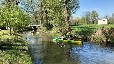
<box><xmin>0</xmin><ymin>39</ymin><xmax>28</xmax><ymax>51</ymax></box>
<box><xmin>0</xmin><ymin>38</ymin><xmax>32</xmax><ymax>64</ymax></box>
<box><xmin>71</xmin><ymin>25</ymin><xmax>95</xmax><ymax>29</ymax></box>
<box><xmin>0</xmin><ymin>45</ymin><xmax>28</xmax><ymax>51</ymax></box>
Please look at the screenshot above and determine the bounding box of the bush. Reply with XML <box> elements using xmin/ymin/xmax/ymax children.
<box><xmin>90</xmin><ymin>27</ymin><xmax>114</xmax><ymax>45</ymax></box>
<box><xmin>79</xmin><ymin>27</ymin><xmax>95</xmax><ymax>41</ymax></box>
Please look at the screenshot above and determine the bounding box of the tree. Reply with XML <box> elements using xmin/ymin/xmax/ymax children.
<box><xmin>82</xmin><ymin>11</ymin><xmax>91</xmax><ymax>24</ymax></box>
<box><xmin>71</xmin><ymin>17</ymin><xmax>81</xmax><ymax>25</ymax></box>
<box><xmin>19</xmin><ymin>0</ymin><xmax>63</xmax><ymax>30</ymax></box>
<box><xmin>103</xmin><ymin>14</ymin><xmax>110</xmax><ymax>24</ymax></box>
<box><xmin>63</xmin><ymin>0</ymin><xmax>80</xmax><ymax>32</ymax></box>
<box><xmin>0</xmin><ymin>0</ymin><xmax>30</xmax><ymax>35</ymax></box>
<box><xmin>91</xmin><ymin>10</ymin><xmax>98</xmax><ymax>24</ymax></box>
<box><xmin>18</xmin><ymin>0</ymin><xmax>39</xmax><ymax>24</ymax></box>
<box><xmin>80</xmin><ymin>17</ymin><xmax>86</xmax><ymax>24</ymax></box>
<box><xmin>18</xmin><ymin>0</ymin><xmax>79</xmax><ymax>31</ymax></box>
<box><xmin>38</xmin><ymin>0</ymin><xmax>65</xmax><ymax>30</ymax></box>
<box><xmin>108</xmin><ymin>13</ymin><xmax>114</xmax><ymax>24</ymax></box>
<box><xmin>111</xmin><ymin>13</ymin><xmax>114</xmax><ymax>23</ymax></box>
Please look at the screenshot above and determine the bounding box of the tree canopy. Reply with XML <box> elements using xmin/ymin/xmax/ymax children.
<box><xmin>0</xmin><ymin>0</ymin><xmax>80</xmax><ymax>32</ymax></box>
<box><xmin>18</xmin><ymin>0</ymin><xmax>80</xmax><ymax>31</ymax></box>
<box><xmin>0</xmin><ymin>0</ymin><xmax>30</xmax><ymax>34</ymax></box>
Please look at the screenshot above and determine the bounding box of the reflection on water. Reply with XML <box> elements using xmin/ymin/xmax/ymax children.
<box><xmin>23</xmin><ymin>32</ymin><xmax>114</xmax><ymax>64</ymax></box>
<box><xmin>42</xmin><ymin>43</ymin><xmax>78</xmax><ymax>64</ymax></box>
<box><xmin>23</xmin><ymin>32</ymin><xmax>43</xmax><ymax>64</ymax></box>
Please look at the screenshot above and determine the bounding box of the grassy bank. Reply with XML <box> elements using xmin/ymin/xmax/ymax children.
<box><xmin>0</xmin><ymin>30</ymin><xmax>32</xmax><ymax>64</ymax></box>
<box><xmin>71</xmin><ymin>24</ymin><xmax>114</xmax><ymax>32</ymax></box>
<box><xmin>71</xmin><ymin>24</ymin><xmax>114</xmax><ymax>46</ymax></box>
<box><xmin>38</xmin><ymin>24</ymin><xmax>114</xmax><ymax>45</ymax></box>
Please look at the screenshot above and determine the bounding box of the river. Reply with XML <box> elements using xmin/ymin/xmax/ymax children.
<box><xmin>23</xmin><ymin>32</ymin><xmax>114</xmax><ymax>64</ymax></box>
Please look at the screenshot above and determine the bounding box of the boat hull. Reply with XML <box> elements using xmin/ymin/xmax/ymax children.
<box><xmin>53</xmin><ymin>39</ymin><xmax>82</xmax><ymax>45</ymax></box>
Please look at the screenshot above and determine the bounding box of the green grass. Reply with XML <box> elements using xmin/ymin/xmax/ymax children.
<box><xmin>70</xmin><ymin>24</ymin><xmax>114</xmax><ymax>41</ymax></box>
<box><xmin>0</xmin><ymin>30</ymin><xmax>32</xmax><ymax>64</ymax></box>
<box><xmin>71</xmin><ymin>24</ymin><xmax>114</xmax><ymax>32</ymax></box>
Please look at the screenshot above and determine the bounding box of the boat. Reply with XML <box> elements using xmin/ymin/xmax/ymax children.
<box><xmin>53</xmin><ymin>36</ymin><xmax>83</xmax><ymax>46</ymax></box>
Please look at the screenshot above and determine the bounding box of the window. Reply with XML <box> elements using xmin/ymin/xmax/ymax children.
<box><xmin>103</xmin><ymin>20</ymin><xmax>105</xmax><ymax>21</ymax></box>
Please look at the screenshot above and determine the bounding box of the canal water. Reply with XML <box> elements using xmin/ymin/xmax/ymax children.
<box><xmin>23</xmin><ymin>32</ymin><xmax>114</xmax><ymax>64</ymax></box>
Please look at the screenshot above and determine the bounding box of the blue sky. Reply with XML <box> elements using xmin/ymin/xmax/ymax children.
<box><xmin>73</xmin><ymin>0</ymin><xmax>114</xmax><ymax>18</ymax></box>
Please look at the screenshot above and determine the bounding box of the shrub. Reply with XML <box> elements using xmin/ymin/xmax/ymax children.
<box><xmin>90</xmin><ymin>27</ymin><xmax>114</xmax><ymax>45</ymax></box>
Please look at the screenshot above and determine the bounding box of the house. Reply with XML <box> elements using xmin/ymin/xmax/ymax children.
<box><xmin>98</xmin><ymin>19</ymin><xmax>107</xmax><ymax>25</ymax></box>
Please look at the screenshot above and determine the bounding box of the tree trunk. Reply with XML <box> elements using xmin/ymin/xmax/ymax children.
<box><xmin>64</xmin><ymin>0</ymin><xmax>70</xmax><ymax>32</ymax></box>
<box><xmin>9</xmin><ymin>24</ymin><xmax>12</xmax><ymax>36</ymax></box>
<box><xmin>40</xmin><ymin>2</ymin><xmax>43</xmax><ymax>28</ymax></box>
<box><xmin>92</xmin><ymin>20</ymin><xmax>94</xmax><ymax>24</ymax></box>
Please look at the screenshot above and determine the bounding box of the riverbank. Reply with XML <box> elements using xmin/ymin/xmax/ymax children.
<box><xmin>71</xmin><ymin>24</ymin><xmax>114</xmax><ymax>46</ymax></box>
<box><xmin>0</xmin><ymin>30</ymin><xmax>32</xmax><ymax>64</ymax></box>
<box><xmin>45</xmin><ymin>24</ymin><xmax>114</xmax><ymax>46</ymax></box>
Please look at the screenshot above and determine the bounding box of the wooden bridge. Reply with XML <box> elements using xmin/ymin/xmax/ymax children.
<box><xmin>28</xmin><ymin>25</ymin><xmax>41</xmax><ymax>27</ymax></box>
<box><xmin>28</xmin><ymin>25</ymin><xmax>41</xmax><ymax>31</ymax></box>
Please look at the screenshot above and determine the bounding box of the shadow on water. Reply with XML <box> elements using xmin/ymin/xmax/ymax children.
<box><xmin>24</xmin><ymin>32</ymin><xmax>114</xmax><ymax>64</ymax></box>
<box><xmin>24</xmin><ymin>32</ymin><xmax>79</xmax><ymax>64</ymax></box>
<box><xmin>42</xmin><ymin>42</ymin><xmax>79</xmax><ymax>64</ymax></box>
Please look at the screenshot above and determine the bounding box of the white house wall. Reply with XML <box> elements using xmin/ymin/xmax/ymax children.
<box><xmin>98</xmin><ymin>19</ymin><xmax>107</xmax><ymax>25</ymax></box>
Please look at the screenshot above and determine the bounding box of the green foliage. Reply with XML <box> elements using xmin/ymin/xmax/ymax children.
<box><xmin>89</xmin><ymin>27</ymin><xmax>114</xmax><ymax>45</ymax></box>
<box><xmin>72</xmin><ymin>10</ymin><xmax>98</xmax><ymax>24</ymax></box>
<box><xmin>0</xmin><ymin>2</ymin><xmax>30</xmax><ymax>32</ymax></box>
<box><xmin>82</xmin><ymin>11</ymin><xmax>91</xmax><ymax>24</ymax></box>
<box><xmin>18</xmin><ymin>0</ymin><xmax>79</xmax><ymax>31</ymax></box>
<box><xmin>91</xmin><ymin>33</ymin><xmax>105</xmax><ymax>44</ymax></box>
<box><xmin>107</xmin><ymin>13</ymin><xmax>114</xmax><ymax>24</ymax></box>
<box><xmin>91</xmin><ymin>10</ymin><xmax>98</xmax><ymax>24</ymax></box>
<box><xmin>71</xmin><ymin>24</ymin><xmax>114</xmax><ymax>42</ymax></box>
<box><xmin>71</xmin><ymin>17</ymin><xmax>81</xmax><ymax>25</ymax></box>
<box><xmin>79</xmin><ymin>27</ymin><xmax>95</xmax><ymax>41</ymax></box>
<box><xmin>44</xmin><ymin>22</ymin><xmax>53</xmax><ymax>30</ymax></box>
<box><xmin>102</xmin><ymin>28</ymin><xmax>114</xmax><ymax>42</ymax></box>
<box><xmin>41</xmin><ymin>0</ymin><xmax>65</xmax><ymax>28</ymax></box>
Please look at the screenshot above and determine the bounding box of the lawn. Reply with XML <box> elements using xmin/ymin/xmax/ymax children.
<box><xmin>0</xmin><ymin>30</ymin><xmax>32</xmax><ymax>64</ymax></box>
<box><xmin>71</xmin><ymin>24</ymin><xmax>114</xmax><ymax>32</ymax></box>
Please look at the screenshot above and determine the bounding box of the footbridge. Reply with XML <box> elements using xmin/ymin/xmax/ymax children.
<box><xmin>28</xmin><ymin>25</ymin><xmax>41</xmax><ymax>31</ymax></box>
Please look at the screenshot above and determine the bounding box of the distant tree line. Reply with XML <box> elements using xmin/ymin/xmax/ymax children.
<box><xmin>71</xmin><ymin>10</ymin><xmax>98</xmax><ymax>25</ymax></box>
<box><xmin>71</xmin><ymin>10</ymin><xmax>114</xmax><ymax>25</ymax></box>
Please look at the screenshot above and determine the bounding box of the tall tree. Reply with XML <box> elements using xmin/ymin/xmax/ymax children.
<box><xmin>0</xmin><ymin>0</ymin><xmax>30</xmax><ymax>35</ymax></box>
<box><xmin>64</xmin><ymin>0</ymin><xmax>79</xmax><ymax>32</ymax></box>
<box><xmin>91</xmin><ymin>10</ymin><xmax>98</xmax><ymax>24</ymax></box>
<box><xmin>18</xmin><ymin>0</ymin><xmax>79</xmax><ymax>31</ymax></box>
<box><xmin>71</xmin><ymin>17</ymin><xmax>81</xmax><ymax>25</ymax></box>
<box><xmin>39</xmin><ymin>0</ymin><xmax>65</xmax><ymax>30</ymax></box>
<box><xmin>82</xmin><ymin>11</ymin><xmax>91</xmax><ymax>24</ymax></box>
<box><xmin>18</xmin><ymin>0</ymin><xmax>39</xmax><ymax>24</ymax></box>
<box><xmin>108</xmin><ymin>13</ymin><xmax>114</xmax><ymax>24</ymax></box>
<box><xmin>111</xmin><ymin>13</ymin><xmax>114</xmax><ymax>23</ymax></box>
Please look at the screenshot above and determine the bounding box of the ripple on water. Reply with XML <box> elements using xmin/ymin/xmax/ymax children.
<box><xmin>71</xmin><ymin>42</ymin><xmax>114</xmax><ymax>64</ymax></box>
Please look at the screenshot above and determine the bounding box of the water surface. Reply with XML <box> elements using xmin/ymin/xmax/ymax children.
<box><xmin>24</xmin><ymin>32</ymin><xmax>114</xmax><ymax>64</ymax></box>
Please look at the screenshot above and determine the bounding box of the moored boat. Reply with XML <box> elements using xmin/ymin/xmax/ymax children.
<box><xmin>53</xmin><ymin>36</ymin><xmax>83</xmax><ymax>46</ymax></box>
